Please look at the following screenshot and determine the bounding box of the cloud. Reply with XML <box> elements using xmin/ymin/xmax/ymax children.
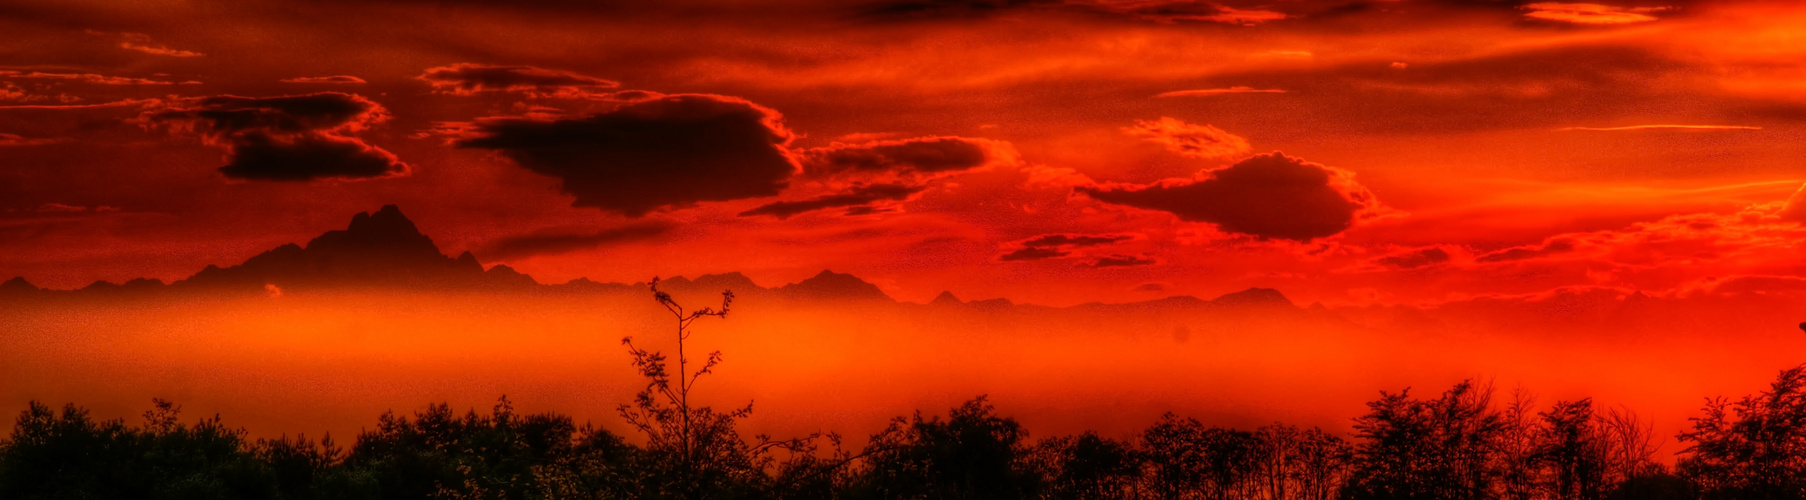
<box><xmin>1000</xmin><ymin>246</ymin><xmax>1070</xmax><ymax>261</ymax></box>
<box><xmin>739</xmin><ymin>183</ymin><xmax>927</xmax><ymax>219</ymax></box>
<box><xmin>1079</xmin><ymin>152</ymin><xmax>1379</xmax><ymax>241</ymax></box>
<box><xmin>1084</xmin><ymin>1</ymin><xmax>1285</xmax><ymax>25</ymax></box>
<box><xmin>419</xmin><ymin>63</ymin><xmax>619</xmax><ymax>98</ymax></box>
<box><xmin>1688</xmin><ymin>275</ymin><xmax>1806</xmax><ymax>295</ymax></box>
<box><xmin>1123</xmin><ymin>117</ymin><xmax>1250</xmax><ymax>160</ymax></box>
<box><xmin>0</xmin><ymin>133</ymin><xmax>72</xmax><ymax>146</ymax></box>
<box><xmin>855</xmin><ymin>0</ymin><xmax>1284</xmax><ymax>25</ymax></box>
<box><xmin>1778</xmin><ymin>182</ymin><xmax>1806</xmax><ymax>223</ymax></box>
<box><xmin>1155</xmin><ymin>86</ymin><xmax>1286</xmax><ymax>98</ymax></box>
<box><xmin>1521</xmin><ymin>3</ymin><xmax>1671</xmax><ymax>25</ymax></box>
<box><xmin>117</xmin><ymin>33</ymin><xmax>204</xmax><ymax>57</ymax></box>
<box><xmin>141</xmin><ymin>92</ymin><xmax>408</xmax><ymax>181</ymax></box>
<box><xmin>455</xmin><ymin>94</ymin><xmax>798</xmax><ymax>216</ymax></box>
<box><xmin>998</xmin><ymin>232</ymin><xmax>1136</xmax><ymax>262</ymax></box>
<box><xmin>0</xmin><ymin>99</ymin><xmax>159</xmax><ymax>110</ymax></box>
<box><xmin>1557</xmin><ymin>124</ymin><xmax>1762</xmax><ymax>131</ymax></box>
<box><xmin>1475</xmin><ymin>238</ymin><xmax>1578</xmax><ymax>263</ymax></box>
<box><xmin>1086</xmin><ymin>254</ymin><xmax>1156</xmax><ymax>267</ymax></box>
<box><xmin>478</xmin><ymin>221</ymin><xmax>672</xmax><ymax>260</ymax></box>
<box><xmin>281</xmin><ymin>75</ymin><xmax>367</xmax><ymax>84</ymax></box>
<box><xmin>802</xmin><ymin>136</ymin><xmax>1017</xmax><ymax>177</ymax></box>
<box><xmin>0</xmin><ymin>70</ymin><xmax>177</xmax><ymax>85</ymax></box>
<box><xmin>216</xmin><ymin>133</ymin><xmax>408</xmax><ymax>181</ymax></box>
<box><xmin>1373</xmin><ymin>247</ymin><xmax>1452</xmax><ymax>269</ymax></box>
<box><xmin>1020</xmin><ymin>233</ymin><xmax>1134</xmax><ymax>248</ymax></box>
<box><xmin>35</xmin><ymin>203</ymin><xmax>86</xmax><ymax>213</ymax></box>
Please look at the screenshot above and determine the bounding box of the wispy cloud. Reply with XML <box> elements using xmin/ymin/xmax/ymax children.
<box><xmin>118</xmin><ymin>33</ymin><xmax>203</xmax><ymax>57</ymax></box>
<box><xmin>1521</xmin><ymin>3</ymin><xmax>1672</xmax><ymax>25</ymax></box>
<box><xmin>1155</xmin><ymin>86</ymin><xmax>1286</xmax><ymax>98</ymax></box>
<box><xmin>0</xmin><ymin>70</ymin><xmax>180</xmax><ymax>86</ymax></box>
<box><xmin>0</xmin><ymin>133</ymin><xmax>74</xmax><ymax>146</ymax></box>
<box><xmin>0</xmin><ymin>98</ymin><xmax>160</xmax><ymax>110</ymax></box>
<box><xmin>281</xmin><ymin>75</ymin><xmax>367</xmax><ymax>84</ymax></box>
<box><xmin>1558</xmin><ymin>124</ymin><xmax>1762</xmax><ymax>131</ymax></box>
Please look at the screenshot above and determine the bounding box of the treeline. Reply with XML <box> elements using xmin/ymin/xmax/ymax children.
<box><xmin>5</xmin><ymin>284</ymin><xmax>1802</xmax><ymax>499</ymax></box>
<box><xmin>6</xmin><ymin>366</ymin><xmax>1806</xmax><ymax>499</ymax></box>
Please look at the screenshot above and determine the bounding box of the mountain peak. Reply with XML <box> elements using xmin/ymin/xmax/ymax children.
<box><xmin>1</xmin><ymin>276</ymin><xmax>38</xmax><ymax>293</ymax></box>
<box><xmin>930</xmin><ymin>290</ymin><xmax>964</xmax><ymax>306</ymax></box>
<box><xmin>313</xmin><ymin>205</ymin><xmax>431</xmax><ymax>251</ymax></box>
<box><xmin>1211</xmin><ymin>287</ymin><xmax>1294</xmax><ymax>308</ymax></box>
<box><xmin>172</xmin><ymin>205</ymin><xmax>529</xmax><ymax>291</ymax></box>
<box><xmin>780</xmin><ymin>270</ymin><xmax>891</xmax><ymax>301</ymax></box>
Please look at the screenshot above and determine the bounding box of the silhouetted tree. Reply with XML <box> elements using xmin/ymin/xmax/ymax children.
<box><xmin>849</xmin><ymin>396</ymin><xmax>1042</xmax><ymax>499</ymax></box>
<box><xmin>1342</xmin><ymin>380</ymin><xmax>1506</xmax><ymax>500</ymax></box>
<box><xmin>343</xmin><ymin>396</ymin><xmax>591</xmax><ymax>499</ymax></box>
<box><xmin>618</xmin><ymin>277</ymin><xmax>814</xmax><ymax>499</ymax></box>
<box><xmin>1533</xmin><ymin>399</ymin><xmax>1609</xmax><ymax>500</ymax></box>
<box><xmin>526</xmin><ymin>423</ymin><xmax>649</xmax><ymax>499</ymax></box>
<box><xmin>1141</xmin><ymin>413</ymin><xmax>1265</xmax><ymax>499</ymax></box>
<box><xmin>1495</xmin><ymin>389</ymin><xmax>1540</xmax><ymax>500</ymax></box>
<box><xmin>0</xmin><ymin>399</ymin><xmax>277</xmax><ymax>499</ymax></box>
<box><xmin>1031</xmin><ymin>431</ymin><xmax>1140</xmax><ymax>500</ymax></box>
<box><xmin>1595</xmin><ymin>405</ymin><xmax>1662</xmax><ymax>491</ymax></box>
<box><xmin>1677</xmin><ymin>363</ymin><xmax>1806</xmax><ymax>499</ymax></box>
<box><xmin>1291</xmin><ymin>426</ymin><xmax>1355</xmax><ymax>500</ymax></box>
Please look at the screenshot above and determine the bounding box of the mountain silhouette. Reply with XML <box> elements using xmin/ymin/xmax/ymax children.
<box><xmin>175</xmin><ymin>205</ymin><xmax>527</xmax><ymax>291</ymax></box>
<box><xmin>1210</xmin><ymin>287</ymin><xmax>1293</xmax><ymax>308</ymax></box>
<box><xmin>1</xmin><ymin>276</ymin><xmax>39</xmax><ymax>296</ymax></box>
<box><xmin>776</xmin><ymin>270</ymin><xmax>892</xmax><ymax>301</ymax></box>
<box><xmin>929</xmin><ymin>290</ymin><xmax>964</xmax><ymax>306</ymax></box>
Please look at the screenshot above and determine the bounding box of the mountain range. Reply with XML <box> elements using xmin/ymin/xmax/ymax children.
<box><xmin>0</xmin><ymin>205</ymin><xmax>1296</xmax><ymax>310</ymax></box>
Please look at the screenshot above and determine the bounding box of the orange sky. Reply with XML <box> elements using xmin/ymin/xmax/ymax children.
<box><xmin>5</xmin><ymin>0</ymin><xmax>1806</xmax><ymax>308</ymax></box>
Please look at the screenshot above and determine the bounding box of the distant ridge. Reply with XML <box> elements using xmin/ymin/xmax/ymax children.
<box><xmin>1</xmin><ymin>205</ymin><xmax>1301</xmax><ymax>313</ymax></box>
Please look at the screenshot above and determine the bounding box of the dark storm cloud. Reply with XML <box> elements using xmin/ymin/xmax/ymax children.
<box><xmin>455</xmin><ymin>94</ymin><xmax>799</xmax><ymax>216</ymax></box>
<box><xmin>802</xmin><ymin>136</ymin><xmax>1011</xmax><ymax>176</ymax></box>
<box><xmin>479</xmin><ymin>221</ymin><xmax>673</xmax><ymax>260</ymax></box>
<box><xmin>1086</xmin><ymin>254</ymin><xmax>1156</xmax><ymax>267</ymax></box>
<box><xmin>738</xmin><ymin>183</ymin><xmax>927</xmax><ymax>219</ymax></box>
<box><xmin>419</xmin><ymin>63</ymin><xmax>619</xmax><ymax>97</ymax></box>
<box><xmin>141</xmin><ymin>93</ymin><xmax>408</xmax><ymax>181</ymax></box>
<box><xmin>999</xmin><ymin>246</ymin><xmax>1069</xmax><ymax>261</ymax></box>
<box><xmin>1374</xmin><ymin>247</ymin><xmax>1452</xmax><ymax>269</ymax></box>
<box><xmin>1078</xmin><ymin>152</ymin><xmax>1378</xmax><ymax>241</ymax></box>
<box><xmin>217</xmin><ymin>133</ymin><xmax>406</xmax><ymax>181</ymax></box>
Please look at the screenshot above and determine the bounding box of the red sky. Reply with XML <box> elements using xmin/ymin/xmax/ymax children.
<box><xmin>6</xmin><ymin>0</ymin><xmax>1806</xmax><ymax>308</ymax></box>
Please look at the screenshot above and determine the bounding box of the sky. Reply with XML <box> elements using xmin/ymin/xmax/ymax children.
<box><xmin>6</xmin><ymin>0</ymin><xmax>1806</xmax><ymax>308</ymax></box>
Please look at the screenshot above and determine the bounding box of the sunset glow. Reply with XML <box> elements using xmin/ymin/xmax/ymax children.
<box><xmin>7</xmin><ymin>1</ymin><xmax>1806</xmax><ymax>497</ymax></box>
